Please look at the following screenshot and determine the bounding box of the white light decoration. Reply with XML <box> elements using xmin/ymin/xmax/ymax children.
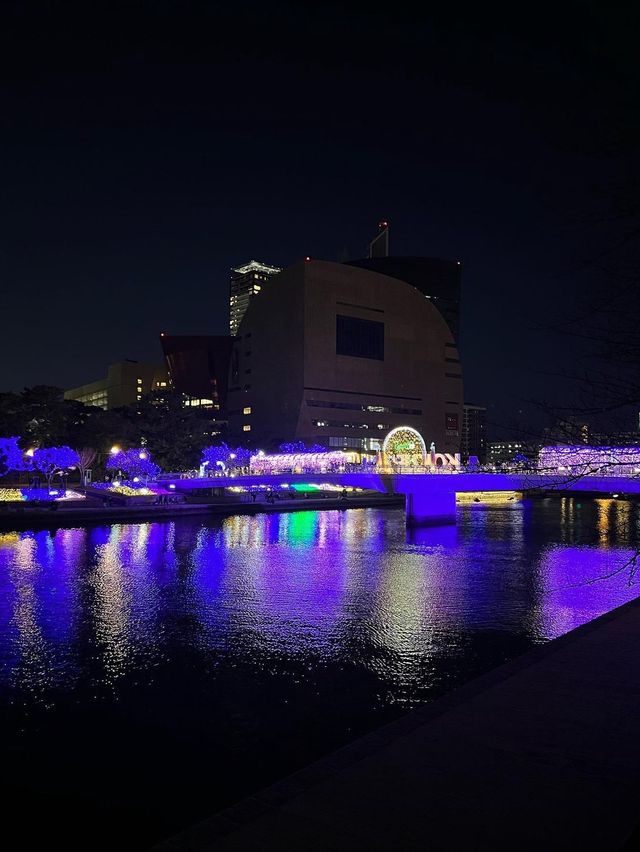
<box><xmin>538</xmin><ymin>445</ymin><xmax>640</xmax><ymax>476</ymax></box>
<box><xmin>250</xmin><ymin>451</ymin><xmax>360</xmax><ymax>474</ymax></box>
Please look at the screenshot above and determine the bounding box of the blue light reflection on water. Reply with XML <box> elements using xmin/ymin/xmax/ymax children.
<box><xmin>0</xmin><ymin>498</ymin><xmax>639</xmax><ymax>849</ymax></box>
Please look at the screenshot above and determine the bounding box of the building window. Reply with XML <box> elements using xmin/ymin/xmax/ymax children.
<box><xmin>243</xmin><ymin>406</ymin><xmax>252</xmax><ymax>415</ymax></box>
<box><xmin>137</xmin><ymin>377</ymin><xmax>142</xmax><ymax>384</ymax></box>
<box><xmin>336</xmin><ymin>315</ymin><xmax>384</xmax><ymax>361</ymax></box>
<box><xmin>243</xmin><ymin>424</ymin><xmax>251</xmax><ymax>432</ymax></box>
<box><xmin>446</xmin><ymin>413</ymin><xmax>459</xmax><ymax>431</ymax></box>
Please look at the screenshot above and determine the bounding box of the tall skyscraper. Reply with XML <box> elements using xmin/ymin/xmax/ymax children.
<box><xmin>462</xmin><ymin>404</ymin><xmax>487</xmax><ymax>462</ymax></box>
<box><xmin>229</xmin><ymin>260</ymin><xmax>281</xmax><ymax>335</ymax></box>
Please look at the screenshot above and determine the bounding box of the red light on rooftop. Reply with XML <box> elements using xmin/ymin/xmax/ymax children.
<box><xmin>378</xmin><ymin>220</ymin><xmax>388</xmax><ymax>229</ymax></box>
<box><xmin>304</xmin><ymin>256</ymin><xmax>311</xmax><ymax>262</ymax></box>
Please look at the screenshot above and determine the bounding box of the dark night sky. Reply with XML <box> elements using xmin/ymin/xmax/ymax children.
<box><xmin>1</xmin><ymin>1</ymin><xmax>638</xmax><ymax>431</ymax></box>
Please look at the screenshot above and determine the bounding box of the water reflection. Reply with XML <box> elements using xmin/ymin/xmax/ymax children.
<box><xmin>1</xmin><ymin>501</ymin><xmax>640</xmax><ymax>849</ymax></box>
<box><xmin>0</xmin><ymin>501</ymin><xmax>637</xmax><ymax>707</ymax></box>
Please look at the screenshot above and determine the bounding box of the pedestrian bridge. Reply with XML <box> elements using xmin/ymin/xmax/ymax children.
<box><xmin>160</xmin><ymin>470</ymin><xmax>640</xmax><ymax>526</ymax></box>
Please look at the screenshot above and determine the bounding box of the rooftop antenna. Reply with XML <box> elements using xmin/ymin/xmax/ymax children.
<box><xmin>368</xmin><ymin>219</ymin><xmax>389</xmax><ymax>258</ymax></box>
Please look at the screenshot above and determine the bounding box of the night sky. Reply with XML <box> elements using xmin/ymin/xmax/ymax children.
<box><xmin>2</xmin><ymin>1</ymin><xmax>637</xmax><ymax>432</ymax></box>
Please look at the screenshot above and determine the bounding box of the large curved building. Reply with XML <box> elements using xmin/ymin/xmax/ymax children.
<box><xmin>227</xmin><ymin>260</ymin><xmax>463</xmax><ymax>453</ymax></box>
<box><xmin>347</xmin><ymin>256</ymin><xmax>462</xmax><ymax>342</ymax></box>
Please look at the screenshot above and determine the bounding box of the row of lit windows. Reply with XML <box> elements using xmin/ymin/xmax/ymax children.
<box><xmin>307</xmin><ymin>399</ymin><xmax>422</xmax><ymax>416</ymax></box>
<box><xmin>313</xmin><ymin>419</ymin><xmax>388</xmax><ymax>431</ymax></box>
<box><xmin>327</xmin><ymin>437</ymin><xmax>383</xmax><ymax>450</ymax></box>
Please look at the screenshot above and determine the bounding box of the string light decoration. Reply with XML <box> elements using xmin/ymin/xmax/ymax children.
<box><xmin>538</xmin><ymin>445</ymin><xmax>640</xmax><ymax>476</ymax></box>
<box><xmin>381</xmin><ymin>427</ymin><xmax>427</xmax><ymax>468</ymax></box>
<box><xmin>250</xmin><ymin>450</ymin><xmax>360</xmax><ymax>474</ymax></box>
<box><xmin>0</xmin><ymin>437</ymin><xmax>30</xmax><ymax>473</ymax></box>
<box><xmin>106</xmin><ymin>448</ymin><xmax>160</xmax><ymax>479</ymax></box>
<box><xmin>31</xmin><ymin>446</ymin><xmax>80</xmax><ymax>487</ymax></box>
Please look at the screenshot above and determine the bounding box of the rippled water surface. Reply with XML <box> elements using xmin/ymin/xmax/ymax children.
<box><xmin>0</xmin><ymin>498</ymin><xmax>639</xmax><ymax>849</ymax></box>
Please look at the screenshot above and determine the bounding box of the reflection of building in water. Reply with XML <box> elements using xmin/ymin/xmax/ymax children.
<box><xmin>595</xmin><ymin>498</ymin><xmax>632</xmax><ymax>544</ymax></box>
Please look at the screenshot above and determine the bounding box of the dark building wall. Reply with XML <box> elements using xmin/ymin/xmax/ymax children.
<box><xmin>160</xmin><ymin>335</ymin><xmax>234</xmax><ymax>412</ymax></box>
<box><xmin>228</xmin><ymin>260</ymin><xmax>463</xmax><ymax>453</ymax></box>
<box><xmin>346</xmin><ymin>256</ymin><xmax>462</xmax><ymax>343</ymax></box>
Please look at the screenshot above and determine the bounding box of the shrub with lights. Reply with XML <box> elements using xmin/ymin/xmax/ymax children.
<box><xmin>201</xmin><ymin>444</ymin><xmax>251</xmax><ymax>472</ymax></box>
<box><xmin>279</xmin><ymin>442</ymin><xmax>326</xmax><ymax>454</ymax></box>
<box><xmin>0</xmin><ymin>437</ymin><xmax>31</xmax><ymax>476</ymax></box>
<box><xmin>31</xmin><ymin>446</ymin><xmax>80</xmax><ymax>489</ymax></box>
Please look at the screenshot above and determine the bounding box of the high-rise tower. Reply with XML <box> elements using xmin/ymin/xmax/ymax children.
<box><xmin>229</xmin><ymin>260</ymin><xmax>281</xmax><ymax>335</ymax></box>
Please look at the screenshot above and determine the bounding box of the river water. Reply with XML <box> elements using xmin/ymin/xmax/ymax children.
<box><xmin>0</xmin><ymin>497</ymin><xmax>638</xmax><ymax>849</ymax></box>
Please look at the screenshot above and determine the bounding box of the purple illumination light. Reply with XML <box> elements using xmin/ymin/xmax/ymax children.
<box><xmin>0</xmin><ymin>437</ymin><xmax>30</xmax><ymax>473</ymax></box>
<box><xmin>250</xmin><ymin>450</ymin><xmax>360</xmax><ymax>475</ymax></box>
<box><xmin>31</xmin><ymin>446</ymin><xmax>80</xmax><ymax>488</ymax></box>
<box><xmin>538</xmin><ymin>445</ymin><xmax>640</xmax><ymax>476</ymax></box>
<box><xmin>106</xmin><ymin>448</ymin><xmax>160</xmax><ymax>479</ymax></box>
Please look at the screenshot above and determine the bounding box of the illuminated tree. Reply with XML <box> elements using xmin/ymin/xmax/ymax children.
<box><xmin>0</xmin><ymin>437</ymin><xmax>29</xmax><ymax>475</ymax></box>
<box><xmin>31</xmin><ymin>446</ymin><xmax>80</xmax><ymax>489</ymax></box>
<box><xmin>201</xmin><ymin>444</ymin><xmax>231</xmax><ymax>470</ymax></box>
<box><xmin>229</xmin><ymin>446</ymin><xmax>251</xmax><ymax>467</ymax></box>
<box><xmin>279</xmin><ymin>442</ymin><xmax>326</xmax><ymax>454</ymax></box>
<box><xmin>106</xmin><ymin>448</ymin><xmax>160</xmax><ymax>480</ymax></box>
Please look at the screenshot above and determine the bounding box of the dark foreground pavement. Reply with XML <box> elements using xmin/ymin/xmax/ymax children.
<box><xmin>153</xmin><ymin>595</ymin><xmax>640</xmax><ymax>851</ymax></box>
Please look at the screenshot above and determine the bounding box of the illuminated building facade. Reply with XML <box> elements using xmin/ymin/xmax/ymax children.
<box><xmin>462</xmin><ymin>404</ymin><xmax>487</xmax><ymax>462</ymax></box>
<box><xmin>64</xmin><ymin>361</ymin><xmax>169</xmax><ymax>410</ymax></box>
<box><xmin>227</xmin><ymin>259</ymin><xmax>463</xmax><ymax>453</ymax></box>
<box><xmin>229</xmin><ymin>260</ymin><xmax>281</xmax><ymax>336</ymax></box>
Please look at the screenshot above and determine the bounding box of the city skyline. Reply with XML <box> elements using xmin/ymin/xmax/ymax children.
<box><xmin>2</xmin><ymin>2</ymin><xmax>637</xmax><ymax>434</ymax></box>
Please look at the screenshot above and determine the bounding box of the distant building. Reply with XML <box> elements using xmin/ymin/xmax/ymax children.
<box><xmin>462</xmin><ymin>404</ymin><xmax>487</xmax><ymax>462</ymax></box>
<box><xmin>160</xmin><ymin>334</ymin><xmax>234</xmax><ymax>413</ymax></box>
<box><xmin>64</xmin><ymin>361</ymin><xmax>169</xmax><ymax>410</ymax></box>
<box><xmin>486</xmin><ymin>441</ymin><xmax>528</xmax><ymax>465</ymax></box>
<box><xmin>542</xmin><ymin>417</ymin><xmax>590</xmax><ymax>445</ymax></box>
<box><xmin>227</xmin><ymin>259</ymin><xmax>463</xmax><ymax>453</ymax></box>
<box><xmin>229</xmin><ymin>260</ymin><xmax>281</xmax><ymax>336</ymax></box>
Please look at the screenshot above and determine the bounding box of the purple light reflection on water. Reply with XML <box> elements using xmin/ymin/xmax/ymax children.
<box><xmin>0</xmin><ymin>500</ymin><xmax>639</xmax><ymax>850</ymax></box>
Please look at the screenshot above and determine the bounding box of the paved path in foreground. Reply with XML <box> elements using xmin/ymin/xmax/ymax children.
<box><xmin>153</xmin><ymin>595</ymin><xmax>640</xmax><ymax>851</ymax></box>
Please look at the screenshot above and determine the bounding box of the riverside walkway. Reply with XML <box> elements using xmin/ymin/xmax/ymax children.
<box><xmin>154</xmin><ymin>596</ymin><xmax>640</xmax><ymax>851</ymax></box>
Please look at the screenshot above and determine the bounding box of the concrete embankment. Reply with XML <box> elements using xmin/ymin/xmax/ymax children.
<box><xmin>0</xmin><ymin>494</ymin><xmax>404</xmax><ymax>531</ymax></box>
<box><xmin>154</xmin><ymin>596</ymin><xmax>640</xmax><ymax>852</ymax></box>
